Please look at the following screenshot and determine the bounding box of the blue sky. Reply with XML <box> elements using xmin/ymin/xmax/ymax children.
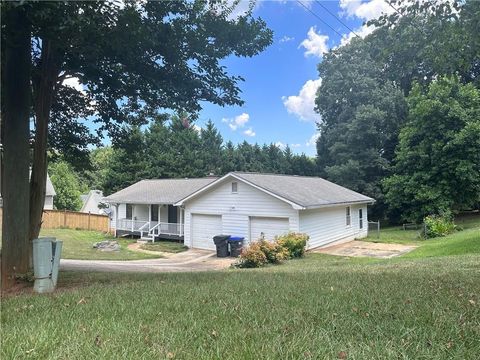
<box><xmin>195</xmin><ymin>0</ymin><xmax>392</xmax><ymax>155</ymax></box>
<box><xmin>70</xmin><ymin>1</ymin><xmax>393</xmax><ymax>155</ymax></box>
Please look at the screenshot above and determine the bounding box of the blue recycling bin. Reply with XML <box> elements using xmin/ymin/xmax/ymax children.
<box><xmin>228</xmin><ymin>236</ymin><xmax>245</xmax><ymax>257</ymax></box>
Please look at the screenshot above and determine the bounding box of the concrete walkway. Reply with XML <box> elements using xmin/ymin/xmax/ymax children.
<box><xmin>313</xmin><ymin>240</ymin><xmax>417</xmax><ymax>259</ymax></box>
<box><xmin>60</xmin><ymin>249</ymin><xmax>236</xmax><ymax>273</ymax></box>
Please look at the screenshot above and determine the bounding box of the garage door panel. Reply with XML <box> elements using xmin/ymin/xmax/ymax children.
<box><xmin>250</xmin><ymin>217</ymin><xmax>289</xmax><ymax>242</ymax></box>
<box><xmin>191</xmin><ymin>214</ymin><xmax>222</xmax><ymax>250</ymax></box>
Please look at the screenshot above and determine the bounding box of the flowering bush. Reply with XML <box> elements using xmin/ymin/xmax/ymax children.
<box><xmin>276</xmin><ymin>232</ymin><xmax>309</xmax><ymax>258</ymax></box>
<box><xmin>235</xmin><ymin>242</ymin><xmax>267</xmax><ymax>268</ymax></box>
<box><xmin>423</xmin><ymin>214</ymin><xmax>457</xmax><ymax>238</ymax></box>
<box><xmin>234</xmin><ymin>232</ymin><xmax>309</xmax><ymax>268</ymax></box>
<box><xmin>258</xmin><ymin>239</ymin><xmax>289</xmax><ymax>264</ymax></box>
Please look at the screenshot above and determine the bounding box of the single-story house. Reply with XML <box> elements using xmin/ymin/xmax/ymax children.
<box><xmin>80</xmin><ymin>189</ymin><xmax>108</xmax><ymax>215</ymax></box>
<box><xmin>0</xmin><ymin>171</ymin><xmax>56</xmax><ymax>210</ymax></box>
<box><xmin>105</xmin><ymin>172</ymin><xmax>374</xmax><ymax>250</ymax></box>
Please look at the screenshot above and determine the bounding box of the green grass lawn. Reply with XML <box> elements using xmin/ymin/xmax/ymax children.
<box><xmin>2</xmin><ymin>215</ymin><xmax>479</xmax><ymax>358</ymax></box>
<box><xmin>39</xmin><ymin>228</ymin><xmax>161</xmax><ymax>260</ymax></box>
<box><xmin>2</xmin><ymin>254</ymin><xmax>479</xmax><ymax>359</ymax></box>
<box><xmin>365</xmin><ymin>213</ymin><xmax>480</xmax><ymax>258</ymax></box>
<box><xmin>140</xmin><ymin>241</ymin><xmax>188</xmax><ymax>253</ymax></box>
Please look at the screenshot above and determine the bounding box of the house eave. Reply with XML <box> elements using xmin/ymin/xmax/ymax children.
<box><xmin>303</xmin><ymin>199</ymin><xmax>375</xmax><ymax>210</ymax></box>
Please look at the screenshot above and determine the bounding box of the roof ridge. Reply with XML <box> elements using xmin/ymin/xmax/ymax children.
<box><xmin>141</xmin><ymin>177</ymin><xmax>219</xmax><ymax>181</ymax></box>
<box><xmin>232</xmin><ymin>171</ymin><xmax>327</xmax><ymax>180</ymax></box>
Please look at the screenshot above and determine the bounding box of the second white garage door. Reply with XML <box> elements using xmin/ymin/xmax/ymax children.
<box><xmin>250</xmin><ymin>217</ymin><xmax>290</xmax><ymax>242</ymax></box>
<box><xmin>191</xmin><ymin>214</ymin><xmax>222</xmax><ymax>250</ymax></box>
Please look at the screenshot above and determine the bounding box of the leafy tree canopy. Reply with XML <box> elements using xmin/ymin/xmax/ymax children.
<box><xmin>49</xmin><ymin>161</ymin><xmax>86</xmax><ymax>211</ymax></box>
<box><xmin>383</xmin><ymin>76</ymin><xmax>480</xmax><ymax>222</ymax></box>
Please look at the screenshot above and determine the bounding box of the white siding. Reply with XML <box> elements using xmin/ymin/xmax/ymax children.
<box><xmin>133</xmin><ymin>204</ymin><xmax>149</xmax><ymax>221</ymax></box>
<box><xmin>118</xmin><ymin>203</ymin><xmax>127</xmax><ymax>219</ymax></box>
<box><xmin>44</xmin><ymin>196</ymin><xmax>54</xmax><ymax>210</ymax></box>
<box><xmin>184</xmin><ymin>179</ymin><xmax>299</xmax><ymax>247</ymax></box>
<box><xmin>299</xmin><ymin>204</ymin><xmax>368</xmax><ymax>249</ymax></box>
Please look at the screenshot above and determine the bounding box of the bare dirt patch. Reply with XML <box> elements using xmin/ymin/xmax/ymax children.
<box><xmin>313</xmin><ymin>240</ymin><xmax>417</xmax><ymax>259</ymax></box>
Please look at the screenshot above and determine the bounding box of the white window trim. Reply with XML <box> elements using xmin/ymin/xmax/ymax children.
<box><xmin>346</xmin><ymin>206</ymin><xmax>351</xmax><ymax>227</ymax></box>
<box><xmin>231</xmin><ymin>181</ymin><xmax>238</xmax><ymax>194</ymax></box>
<box><xmin>359</xmin><ymin>208</ymin><xmax>363</xmax><ymax>229</ymax></box>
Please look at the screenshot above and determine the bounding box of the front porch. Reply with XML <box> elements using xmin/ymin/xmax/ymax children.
<box><xmin>113</xmin><ymin>203</ymin><xmax>184</xmax><ymax>242</ymax></box>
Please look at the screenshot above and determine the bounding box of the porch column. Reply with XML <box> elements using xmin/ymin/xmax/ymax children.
<box><xmin>114</xmin><ymin>203</ymin><xmax>119</xmax><ymax>237</ymax></box>
<box><xmin>131</xmin><ymin>204</ymin><xmax>134</xmax><ymax>232</ymax></box>
<box><xmin>179</xmin><ymin>207</ymin><xmax>184</xmax><ymax>236</ymax></box>
<box><xmin>148</xmin><ymin>204</ymin><xmax>151</xmax><ymax>228</ymax></box>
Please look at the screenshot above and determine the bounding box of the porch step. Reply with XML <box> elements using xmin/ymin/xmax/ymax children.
<box><xmin>139</xmin><ymin>237</ymin><xmax>153</xmax><ymax>243</ymax></box>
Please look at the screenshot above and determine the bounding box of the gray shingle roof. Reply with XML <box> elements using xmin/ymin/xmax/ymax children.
<box><xmin>231</xmin><ymin>172</ymin><xmax>374</xmax><ymax>208</ymax></box>
<box><xmin>45</xmin><ymin>172</ymin><xmax>56</xmax><ymax>196</ymax></box>
<box><xmin>104</xmin><ymin>177</ymin><xmax>218</xmax><ymax>204</ymax></box>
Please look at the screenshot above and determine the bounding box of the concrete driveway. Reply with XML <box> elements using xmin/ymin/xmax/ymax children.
<box><xmin>313</xmin><ymin>240</ymin><xmax>417</xmax><ymax>259</ymax></box>
<box><xmin>60</xmin><ymin>249</ymin><xmax>235</xmax><ymax>273</ymax></box>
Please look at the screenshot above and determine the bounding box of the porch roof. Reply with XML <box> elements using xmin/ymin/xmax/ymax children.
<box><xmin>103</xmin><ymin>177</ymin><xmax>218</xmax><ymax>205</ymax></box>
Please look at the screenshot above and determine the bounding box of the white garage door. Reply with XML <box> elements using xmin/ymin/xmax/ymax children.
<box><xmin>250</xmin><ymin>217</ymin><xmax>290</xmax><ymax>242</ymax></box>
<box><xmin>191</xmin><ymin>214</ymin><xmax>222</xmax><ymax>250</ymax></box>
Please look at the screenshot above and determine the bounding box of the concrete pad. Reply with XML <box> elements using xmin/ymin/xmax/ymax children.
<box><xmin>312</xmin><ymin>240</ymin><xmax>417</xmax><ymax>259</ymax></box>
<box><xmin>60</xmin><ymin>249</ymin><xmax>236</xmax><ymax>273</ymax></box>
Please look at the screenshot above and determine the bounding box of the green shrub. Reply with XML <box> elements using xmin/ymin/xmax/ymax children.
<box><xmin>276</xmin><ymin>232</ymin><xmax>309</xmax><ymax>258</ymax></box>
<box><xmin>235</xmin><ymin>242</ymin><xmax>267</xmax><ymax>268</ymax></box>
<box><xmin>258</xmin><ymin>239</ymin><xmax>289</xmax><ymax>264</ymax></box>
<box><xmin>423</xmin><ymin>214</ymin><xmax>457</xmax><ymax>238</ymax></box>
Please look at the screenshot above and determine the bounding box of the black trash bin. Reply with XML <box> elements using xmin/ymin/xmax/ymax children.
<box><xmin>228</xmin><ymin>236</ymin><xmax>245</xmax><ymax>257</ymax></box>
<box><xmin>213</xmin><ymin>235</ymin><xmax>231</xmax><ymax>257</ymax></box>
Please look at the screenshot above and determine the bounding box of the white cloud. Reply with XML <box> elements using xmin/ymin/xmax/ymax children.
<box><xmin>339</xmin><ymin>0</ymin><xmax>391</xmax><ymax>21</ymax></box>
<box><xmin>340</xmin><ymin>23</ymin><xmax>376</xmax><ymax>46</ymax></box>
<box><xmin>291</xmin><ymin>143</ymin><xmax>301</xmax><ymax>148</ymax></box>
<box><xmin>300</xmin><ymin>26</ymin><xmax>329</xmax><ymax>58</ymax></box>
<box><xmin>275</xmin><ymin>141</ymin><xmax>286</xmax><ymax>149</ymax></box>
<box><xmin>62</xmin><ymin>77</ymin><xmax>85</xmax><ymax>93</ymax></box>
<box><xmin>279</xmin><ymin>35</ymin><xmax>294</xmax><ymax>43</ymax></box>
<box><xmin>306</xmin><ymin>132</ymin><xmax>320</xmax><ymax>147</ymax></box>
<box><xmin>282</xmin><ymin>79</ymin><xmax>322</xmax><ymax>123</ymax></box>
<box><xmin>193</xmin><ymin>124</ymin><xmax>202</xmax><ymax>133</ymax></box>
<box><xmin>338</xmin><ymin>0</ymin><xmax>394</xmax><ymax>46</ymax></box>
<box><xmin>244</xmin><ymin>128</ymin><xmax>256</xmax><ymax>137</ymax></box>
<box><xmin>222</xmin><ymin>112</ymin><xmax>250</xmax><ymax>131</ymax></box>
<box><xmin>225</xmin><ymin>0</ymin><xmax>260</xmax><ymax>20</ymax></box>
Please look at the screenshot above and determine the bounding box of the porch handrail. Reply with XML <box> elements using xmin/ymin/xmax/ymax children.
<box><xmin>148</xmin><ymin>222</ymin><xmax>161</xmax><ymax>235</ymax></box>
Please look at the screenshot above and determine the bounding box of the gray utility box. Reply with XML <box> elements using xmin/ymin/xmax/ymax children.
<box><xmin>33</xmin><ymin>237</ymin><xmax>63</xmax><ymax>293</ymax></box>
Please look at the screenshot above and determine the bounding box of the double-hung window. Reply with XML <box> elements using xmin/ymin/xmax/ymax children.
<box><xmin>359</xmin><ymin>209</ymin><xmax>363</xmax><ymax>229</ymax></box>
<box><xmin>346</xmin><ymin>206</ymin><xmax>351</xmax><ymax>226</ymax></box>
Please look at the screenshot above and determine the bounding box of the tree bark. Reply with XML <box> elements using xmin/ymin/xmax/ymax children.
<box><xmin>1</xmin><ymin>5</ymin><xmax>31</xmax><ymax>291</ymax></box>
<box><xmin>29</xmin><ymin>39</ymin><xmax>61</xmax><ymax>255</ymax></box>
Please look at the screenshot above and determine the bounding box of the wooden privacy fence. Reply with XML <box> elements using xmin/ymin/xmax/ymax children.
<box><xmin>0</xmin><ymin>208</ymin><xmax>110</xmax><ymax>232</ymax></box>
<box><xmin>42</xmin><ymin>210</ymin><xmax>110</xmax><ymax>232</ymax></box>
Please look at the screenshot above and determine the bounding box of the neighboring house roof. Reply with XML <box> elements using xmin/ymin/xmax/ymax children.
<box><xmin>45</xmin><ymin>172</ymin><xmax>56</xmax><ymax>197</ymax></box>
<box><xmin>80</xmin><ymin>189</ymin><xmax>106</xmax><ymax>213</ymax></box>
<box><xmin>175</xmin><ymin>172</ymin><xmax>375</xmax><ymax>209</ymax></box>
<box><xmin>103</xmin><ymin>177</ymin><xmax>218</xmax><ymax>205</ymax></box>
<box><xmin>0</xmin><ymin>171</ymin><xmax>55</xmax><ymax>207</ymax></box>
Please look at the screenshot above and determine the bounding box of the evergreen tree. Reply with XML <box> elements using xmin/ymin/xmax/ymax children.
<box><xmin>144</xmin><ymin>118</ymin><xmax>171</xmax><ymax>179</ymax></box>
<box><xmin>200</xmin><ymin>120</ymin><xmax>223</xmax><ymax>176</ymax></box>
<box><xmin>104</xmin><ymin>126</ymin><xmax>148</xmax><ymax>195</ymax></box>
<box><xmin>167</xmin><ymin>114</ymin><xmax>204</xmax><ymax>178</ymax></box>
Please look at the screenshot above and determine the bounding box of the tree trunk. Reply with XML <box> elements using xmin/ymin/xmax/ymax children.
<box><xmin>1</xmin><ymin>5</ymin><xmax>31</xmax><ymax>291</ymax></box>
<box><xmin>29</xmin><ymin>39</ymin><xmax>61</xmax><ymax>255</ymax></box>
